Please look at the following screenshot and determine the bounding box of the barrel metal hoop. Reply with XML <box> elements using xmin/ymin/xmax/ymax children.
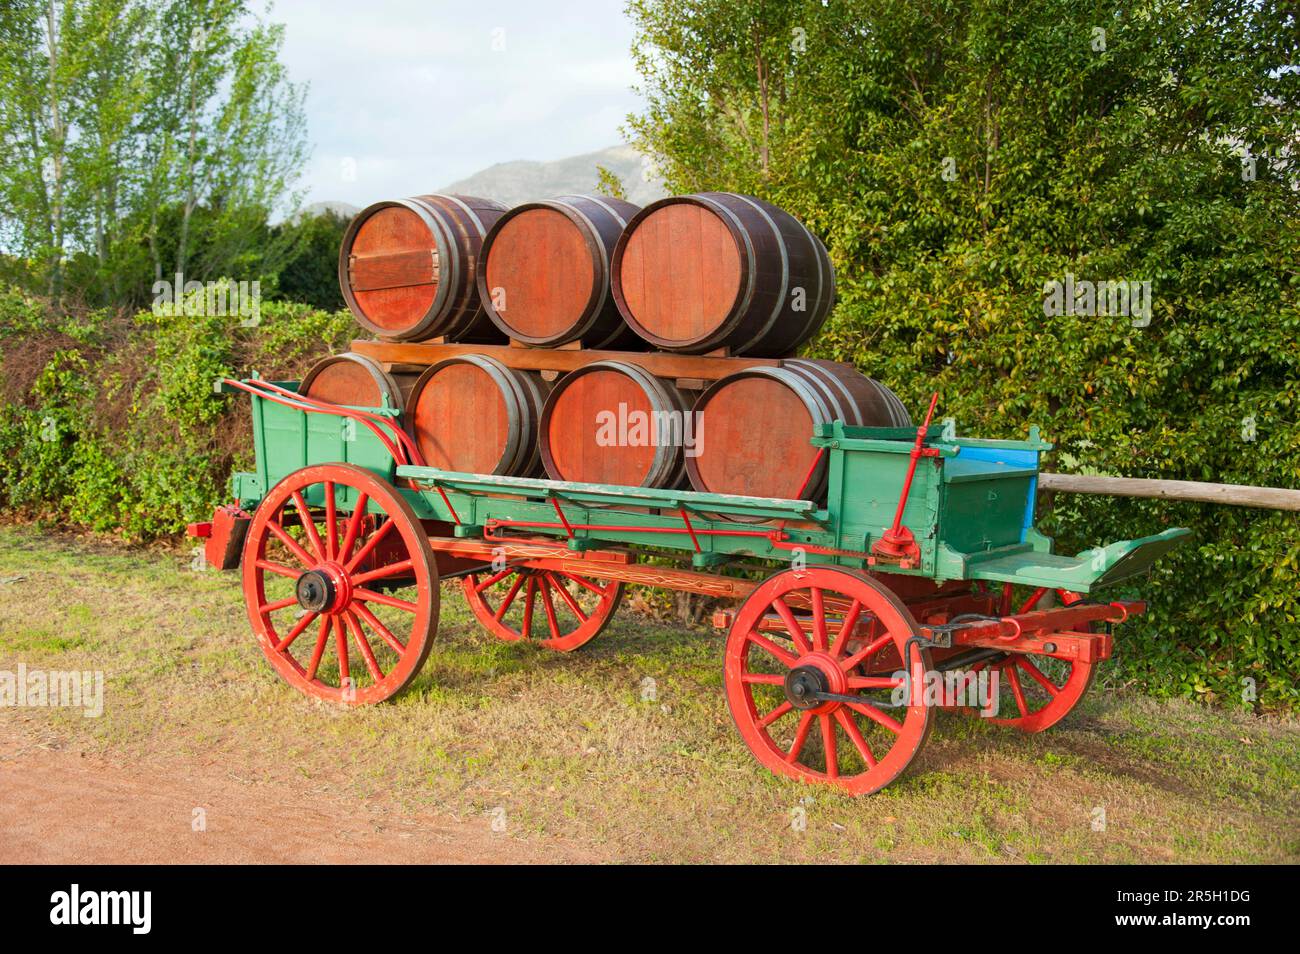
<box><xmin>726</xmin><ymin>193</ymin><xmax>790</xmax><ymax>350</ymax></box>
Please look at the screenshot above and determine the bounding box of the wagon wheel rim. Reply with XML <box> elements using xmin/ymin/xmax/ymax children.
<box><xmin>724</xmin><ymin>566</ymin><xmax>932</xmax><ymax>796</ymax></box>
<box><xmin>979</xmin><ymin>655</ymin><xmax>1096</xmax><ymax>732</ymax></box>
<box><xmin>984</xmin><ymin>587</ymin><xmax>1095</xmax><ymax>732</ymax></box>
<box><xmin>243</xmin><ymin>463</ymin><xmax>438</xmax><ymax>704</ymax></box>
<box><xmin>462</xmin><ymin>567</ymin><xmax>622</xmax><ymax>651</ymax></box>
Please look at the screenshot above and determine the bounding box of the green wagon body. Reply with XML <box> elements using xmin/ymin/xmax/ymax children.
<box><xmin>229</xmin><ymin>383</ymin><xmax>1187</xmax><ymax>595</ymax></box>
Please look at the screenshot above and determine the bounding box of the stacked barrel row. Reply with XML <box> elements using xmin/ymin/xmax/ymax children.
<box><xmin>312</xmin><ymin>191</ymin><xmax>911</xmax><ymax>502</ymax></box>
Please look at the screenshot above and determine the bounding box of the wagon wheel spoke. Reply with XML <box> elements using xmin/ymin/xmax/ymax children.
<box><xmin>546</xmin><ymin>573</ymin><xmax>588</xmax><ymax>622</ymax></box>
<box><xmin>337</xmin><ymin>492</ymin><xmax>369</xmax><ymax>563</ymax></box>
<box><xmin>819</xmin><ymin>714</ymin><xmax>839</xmax><ymax>779</ymax></box>
<box><xmin>745</xmin><ymin>631</ymin><xmax>799</xmax><ymax>669</ymax></box>
<box><xmin>267</xmin><ymin>519</ymin><xmax>315</xmax><ymax>569</ymax></box>
<box><xmin>834</xmin><ymin>708</ymin><xmax>877</xmax><ymax>768</ymax></box>
<box><xmin>353</xmin><ymin>601</ymin><xmax>406</xmax><ymax>655</ymax></box>
<box><xmin>291</xmin><ymin>491</ymin><xmax>327</xmax><ymax>562</ymax></box>
<box><xmin>493</xmin><ymin>571</ymin><xmax>527</xmax><ymax>621</ymax></box>
<box><xmin>463</xmin><ymin>567</ymin><xmax>619</xmax><ymax>652</ymax></box>
<box><xmin>345</xmin><ymin>611</ymin><xmax>384</xmax><ymax>683</ymax></box>
<box><xmin>259</xmin><ymin>594</ymin><xmax>299</xmax><ymax>615</ymax></box>
<box><xmin>1004</xmin><ymin>662</ymin><xmax>1029</xmax><ymax>717</ymax></box>
<box><xmin>829</xmin><ymin>599</ymin><xmax>862</xmax><ymax>658</ymax></box>
<box><xmin>474</xmin><ymin>566</ymin><xmax>516</xmax><ymax>593</ymax></box>
<box><xmin>1014</xmin><ymin>655</ymin><xmax>1062</xmax><ymax>696</ymax></box>
<box><xmin>304</xmin><ymin>616</ymin><xmax>332</xmax><ymax>682</ymax></box>
<box><xmin>758</xmin><ymin>701</ymin><xmax>794</xmax><ymax>729</ymax></box>
<box><xmin>521</xmin><ymin>577</ymin><xmax>537</xmax><ymax>637</ymax></box>
<box><xmin>334</xmin><ymin>613</ymin><xmax>352</xmax><ymax>687</ymax></box>
<box><xmin>786</xmin><ymin>712</ymin><xmax>815</xmax><ymax>763</ymax></box>
<box><xmin>846</xmin><ymin>674</ymin><xmax>904</xmax><ymax>690</ymax></box>
<box><xmin>274</xmin><ymin>610</ymin><xmax>318</xmax><ymax>653</ymax></box>
<box><xmin>345</xmin><ymin>518</ymin><xmax>396</xmax><ymax>573</ymax></box>
<box><xmin>256</xmin><ymin>559</ymin><xmax>300</xmax><ymax>580</ymax></box>
<box><xmin>323</xmin><ymin>481</ymin><xmax>338</xmax><ymax>561</ymax></box>
<box><xmin>741</xmin><ymin>672</ymin><xmax>785</xmax><ymax>685</ymax></box>
<box><xmin>538</xmin><ymin>578</ymin><xmax>562</xmax><ymax>641</ymax></box>
<box><xmin>840</xmin><ymin>632</ymin><xmax>893</xmax><ymax>673</ymax></box>
<box><xmin>809</xmin><ymin>588</ymin><xmax>829</xmax><ymax>652</ymax></box>
<box><xmin>353</xmin><ymin>587</ymin><xmax>418</xmax><ymax>613</ymax></box>
<box><xmin>772</xmin><ymin>598</ymin><xmax>813</xmax><ymax>655</ymax></box>
<box><xmin>351</xmin><ymin>558</ymin><xmax>415</xmax><ymax>586</ymax></box>
<box><xmin>561</xmin><ymin>571</ymin><xmax>610</xmax><ymax>596</ymax></box>
<box><xmin>847</xmin><ymin>701</ymin><xmax>903</xmax><ymax>734</ymax></box>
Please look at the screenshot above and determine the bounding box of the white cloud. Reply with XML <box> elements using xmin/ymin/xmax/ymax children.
<box><xmin>269</xmin><ymin>0</ymin><xmax>644</xmax><ymax>208</ymax></box>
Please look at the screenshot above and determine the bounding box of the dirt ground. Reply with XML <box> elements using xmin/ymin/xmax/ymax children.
<box><xmin>0</xmin><ymin>728</ymin><xmax>593</xmax><ymax>864</ymax></box>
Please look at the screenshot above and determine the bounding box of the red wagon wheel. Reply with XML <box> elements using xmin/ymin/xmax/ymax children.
<box><xmin>724</xmin><ymin>566</ymin><xmax>932</xmax><ymax>796</ymax></box>
<box><xmin>242</xmin><ymin>463</ymin><xmax>439</xmax><ymax>705</ymax></box>
<box><xmin>461</xmin><ymin>567</ymin><xmax>622</xmax><ymax>651</ymax></box>
<box><xmin>982</xmin><ymin>588</ymin><xmax>1096</xmax><ymax>733</ymax></box>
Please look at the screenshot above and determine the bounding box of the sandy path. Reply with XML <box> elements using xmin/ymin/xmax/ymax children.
<box><xmin>0</xmin><ymin>731</ymin><xmax>596</xmax><ymax>864</ymax></box>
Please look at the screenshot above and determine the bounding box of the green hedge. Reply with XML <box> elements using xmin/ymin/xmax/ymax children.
<box><xmin>0</xmin><ymin>283</ymin><xmax>353</xmax><ymax>541</ymax></box>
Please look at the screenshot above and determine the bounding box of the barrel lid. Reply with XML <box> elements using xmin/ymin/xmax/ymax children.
<box><xmin>541</xmin><ymin>364</ymin><xmax>661</xmax><ymax>485</ymax></box>
<box><xmin>481</xmin><ymin>204</ymin><xmax>600</xmax><ymax>342</ymax></box>
<box><xmin>688</xmin><ymin>372</ymin><xmax>819</xmax><ymax>499</ymax></box>
<box><xmin>613</xmin><ymin>198</ymin><xmax>745</xmax><ymax>348</ymax></box>
<box><xmin>407</xmin><ymin>358</ymin><xmax>515</xmax><ymax>474</ymax></box>
<box><xmin>299</xmin><ymin>353</ymin><xmax>402</xmax><ymax>409</ymax></box>
<box><xmin>339</xmin><ymin>200</ymin><xmax>448</xmax><ymax>337</ymax></box>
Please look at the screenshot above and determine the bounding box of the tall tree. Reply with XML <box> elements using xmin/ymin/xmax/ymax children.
<box><xmin>0</xmin><ymin>0</ymin><xmax>308</xmax><ymax>303</ymax></box>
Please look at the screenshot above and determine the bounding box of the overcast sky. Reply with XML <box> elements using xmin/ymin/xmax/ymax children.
<box><xmin>269</xmin><ymin>0</ymin><xmax>644</xmax><ymax>208</ymax></box>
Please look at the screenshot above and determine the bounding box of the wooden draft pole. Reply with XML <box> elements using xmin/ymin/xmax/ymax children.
<box><xmin>1037</xmin><ymin>473</ymin><xmax>1300</xmax><ymax>512</ymax></box>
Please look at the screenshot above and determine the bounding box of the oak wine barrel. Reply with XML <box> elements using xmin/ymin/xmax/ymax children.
<box><xmin>478</xmin><ymin>195</ymin><xmax>642</xmax><ymax>349</ymax></box>
<box><xmin>611</xmin><ymin>193</ymin><xmax>835</xmax><ymax>356</ymax></box>
<box><xmin>540</xmin><ymin>360</ymin><xmax>689</xmax><ymax>488</ymax></box>
<box><xmin>404</xmin><ymin>354</ymin><xmax>549</xmax><ymax>477</ymax></box>
<box><xmin>299</xmin><ymin>352</ymin><xmax>417</xmax><ymax>411</ymax></box>
<box><xmin>686</xmin><ymin>360</ymin><xmax>910</xmax><ymax>501</ymax></box>
<box><xmin>339</xmin><ymin>194</ymin><xmax>509</xmax><ymax>342</ymax></box>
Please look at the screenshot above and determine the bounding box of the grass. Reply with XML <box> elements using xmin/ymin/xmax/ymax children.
<box><xmin>0</xmin><ymin>523</ymin><xmax>1296</xmax><ymax>864</ymax></box>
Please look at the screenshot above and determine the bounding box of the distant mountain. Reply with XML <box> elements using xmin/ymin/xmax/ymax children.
<box><xmin>439</xmin><ymin>144</ymin><xmax>668</xmax><ymax>207</ymax></box>
<box><xmin>294</xmin><ymin>200</ymin><xmax>360</xmax><ymax>221</ymax></box>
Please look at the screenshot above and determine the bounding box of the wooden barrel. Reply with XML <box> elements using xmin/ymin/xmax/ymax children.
<box><xmin>686</xmin><ymin>361</ymin><xmax>910</xmax><ymax>501</ymax></box>
<box><xmin>404</xmin><ymin>355</ymin><xmax>549</xmax><ymax>477</ymax></box>
<box><xmin>611</xmin><ymin>193</ymin><xmax>835</xmax><ymax>356</ymax></box>
<box><xmin>477</xmin><ymin>195</ymin><xmax>642</xmax><ymax>349</ymax></box>
<box><xmin>339</xmin><ymin>194</ymin><xmax>509</xmax><ymax>342</ymax></box>
<box><xmin>540</xmin><ymin>360</ymin><xmax>689</xmax><ymax>488</ymax></box>
<box><xmin>299</xmin><ymin>352</ymin><xmax>418</xmax><ymax>410</ymax></box>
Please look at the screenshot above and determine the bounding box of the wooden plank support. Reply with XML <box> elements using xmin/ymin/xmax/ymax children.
<box><xmin>351</xmin><ymin>338</ymin><xmax>783</xmax><ymax>381</ymax></box>
<box><xmin>1038</xmin><ymin>473</ymin><xmax>1300</xmax><ymax>512</ymax></box>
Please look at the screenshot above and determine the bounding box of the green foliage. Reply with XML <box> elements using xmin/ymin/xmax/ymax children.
<box><xmin>0</xmin><ymin>282</ymin><xmax>353</xmax><ymax>540</ymax></box>
<box><xmin>627</xmin><ymin>0</ymin><xmax>1300</xmax><ymax>707</ymax></box>
<box><xmin>270</xmin><ymin>211</ymin><xmax>352</xmax><ymax>311</ymax></box>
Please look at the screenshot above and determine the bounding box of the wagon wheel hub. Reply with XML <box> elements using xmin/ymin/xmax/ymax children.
<box><xmin>782</xmin><ymin>652</ymin><xmax>848</xmax><ymax>714</ymax></box>
<box><xmin>295</xmin><ymin>569</ymin><xmax>337</xmax><ymax>613</ymax></box>
<box><xmin>784</xmin><ymin>666</ymin><xmax>829</xmax><ymax>710</ymax></box>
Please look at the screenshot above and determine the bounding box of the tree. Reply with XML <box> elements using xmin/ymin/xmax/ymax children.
<box><xmin>0</xmin><ymin>0</ymin><xmax>308</xmax><ymax>306</ymax></box>
<box><xmin>627</xmin><ymin>0</ymin><xmax>1300</xmax><ymax>707</ymax></box>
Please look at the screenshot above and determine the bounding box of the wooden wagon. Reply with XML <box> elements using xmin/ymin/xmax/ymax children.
<box><xmin>191</xmin><ymin>375</ymin><xmax>1188</xmax><ymax>795</ymax></box>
